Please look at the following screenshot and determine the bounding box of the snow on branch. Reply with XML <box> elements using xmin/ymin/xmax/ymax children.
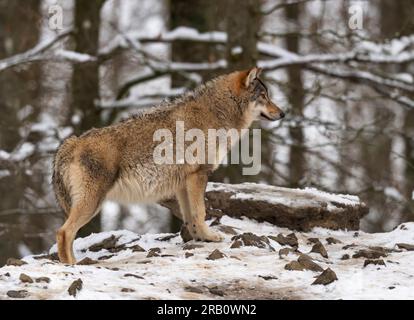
<box><xmin>258</xmin><ymin>39</ymin><xmax>414</xmax><ymax>103</ymax></box>
<box><xmin>0</xmin><ymin>29</ymin><xmax>73</xmax><ymax>73</ymax></box>
<box><xmin>131</xmin><ymin>26</ymin><xmax>227</xmax><ymax>44</ymax></box>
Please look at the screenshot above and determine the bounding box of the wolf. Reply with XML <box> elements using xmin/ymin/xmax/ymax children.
<box><xmin>52</xmin><ymin>67</ymin><xmax>285</xmax><ymax>264</ymax></box>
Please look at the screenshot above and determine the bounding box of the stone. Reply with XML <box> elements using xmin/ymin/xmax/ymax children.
<box><xmin>19</xmin><ymin>273</ymin><xmax>33</xmax><ymax>283</ymax></box>
<box><xmin>312</xmin><ymin>268</ymin><xmax>338</xmax><ymax>285</ymax></box>
<box><xmin>160</xmin><ymin>182</ymin><xmax>369</xmax><ymax>231</ymax></box>
<box><xmin>68</xmin><ymin>279</ymin><xmax>83</xmax><ymax>297</ymax></box>
<box><xmin>207</xmin><ymin>249</ymin><xmax>225</xmax><ymax>260</ymax></box>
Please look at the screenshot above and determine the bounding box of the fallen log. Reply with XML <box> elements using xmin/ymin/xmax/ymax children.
<box><xmin>160</xmin><ymin>182</ymin><xmax>369</xmax><ymax>231</ymax></box>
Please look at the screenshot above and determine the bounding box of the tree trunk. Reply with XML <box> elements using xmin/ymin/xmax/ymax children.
<box><xmin>70</xmin><ymin>0</ymin><xmax>105</xmax><ymax>133</ymax></box>
<box><xmin>285</xmin><ymin>2</ymin><xmax>305</xmax><ymax>188</ymax></box>
<box><xmin>0</xmin><ymin>0</ymin><xmax>41</xmax><ymax>265</ymax></box>
<box><xmin>169</xmin><ymin>0</ymin><xmax>222</xmax><ymax>232</ymax></box>
<box><xmin>73</xmin><ymin>0</ymin><xmax>106</xmax><ymax>237</ymax></box>
<box><xmin>211</xmin><ymin>0</ymin><xmax>263</xmax><ymax>184</ymax></box>
<box><xmin>225</xmin><ymin>0</ymin><xmax>260</xmax><ymax>71</ymax></box>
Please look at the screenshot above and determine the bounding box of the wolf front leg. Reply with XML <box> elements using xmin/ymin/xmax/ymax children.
<box><xmin>179</xmin><ymin>172</ymin><xmax>223</xmax><ymax>242</ymax></box>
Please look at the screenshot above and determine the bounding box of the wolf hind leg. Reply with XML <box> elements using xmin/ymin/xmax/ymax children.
<box><xmin>177</xmin><ymin>172</ymin><xmax>223</xmax><ymax>242</ymax></box>
<box><xmin>57</xmin><ymin>196</ymin><xmax>102</xmax><ymax>264</ymax></box>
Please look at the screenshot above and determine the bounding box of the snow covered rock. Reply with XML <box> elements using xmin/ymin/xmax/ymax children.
<box><xmin>1</xmin><ymin>217</ymin><xmax>413</xmax><ymax>300</ymax></box>
<box><xmin>161</xmin><ymin>182</ymin><xmax>369</xmax><ymax>231</ymax></box>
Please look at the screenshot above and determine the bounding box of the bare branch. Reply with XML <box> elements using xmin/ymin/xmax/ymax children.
<box><xmin>260</xmin><ymin>0</ymin><xmax>314</xmax><ymax>15</ymax></box>
<box><xmin>0</xmin><ymin>29</ymin><xmax>73</xmax><ymax>73</ymax></box>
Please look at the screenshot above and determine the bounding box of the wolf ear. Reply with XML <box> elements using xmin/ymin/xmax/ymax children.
<box><xmin>245</xmin><ymin>67</ymin><xmax>263</xmax><ymax>87</ymax></box>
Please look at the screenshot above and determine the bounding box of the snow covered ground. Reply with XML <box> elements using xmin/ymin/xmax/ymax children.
<box><xmin>0</xmin><ymin>216</ymin><xmax>413</xmax><ymax>300</ymax></box>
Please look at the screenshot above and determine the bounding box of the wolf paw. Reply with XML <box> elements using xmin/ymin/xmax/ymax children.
<box><xmin>198</xmin><ymin>230</ymin><xmax>224</xmax><ymax>242</ymax></box>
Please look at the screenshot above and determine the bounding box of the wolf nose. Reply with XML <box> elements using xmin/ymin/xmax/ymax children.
<box><xmin>279</xmin><ymin>111</ymin><xmax>285</xmax><ymax>119</ymax></box>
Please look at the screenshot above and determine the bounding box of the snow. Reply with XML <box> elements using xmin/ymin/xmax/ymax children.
<box><xmin>10</xmin><ymin>143</ymin><xmax>35</xmax><ymax>162</ymax></box>
<box><xmin>207</xmin><ymin>182</ymin><xmax>361</xmax><ymax>211</ymax></box>
<box><xmin>128</xmin><ymin>26</ymin><xmax>227</xmax><ymax>43</ymax></box>
<box><xmin>0</xmin><ymin>150</ymin><xmax>10</xmax><ymax>161</ymax></box>
<box><xmin>0</xmin><ymin>170</ymin><xmax>11</xmax><ymax>179</ymax></box>
<box><xmin>1</xmin><ymin>216</ymin><xmax>413</xmax><ymax>300</ymax></box>
<box><xmin>55</xmin><ymin>49</ymin><xmax>96</xmax><ymax>63</ymax></box>
<box><xmin>159</xmin><ymin>27</ymin><xmax>226</xmax><ymax>43</ymax></box>
<box><xmin>0</xmin><ymin>142</ymin><xmax>35</xmax><ymax>162</ymax></box>
<box><xmin>384</xmin><ymin>187</ymin><xmax>404</xmax><ymax>202</ymax></box>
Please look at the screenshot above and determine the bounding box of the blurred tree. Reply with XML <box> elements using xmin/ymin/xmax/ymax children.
<box><xmin>225</xmin><ymin>0</ymin><xmax>260</xmax><ymax>70</ymax></box>
<box><xmin>170</xmin><ymin>0</ymin><xmax>222</xmax><ymax>86</ymax></box>
<box><xmin>169</xmin><ymin>0</ymin><xmax>223</xmax><ymax>231</ymax></box>
<box><xmin>70</xmin><ymin>0</ymin><xmax>106</xmax><ymax>134</ymax></box>
<box><xmin>385</xmin><ymin>1</ymin><xmax>414</xmax><ymax>222</ymax></box>
<box><xmin>0</xmin><ymin>0</ymin><xmax>42</xmax><ymax>264</ymax></box>
<box><xmin>284</xmin><ymin>2</ymin><xmax>305</xmax><ymax>188</ymax></box>
<box><xmin>72</xmin><ymin>0</ymin><xmax>106</xmax><ymax>237</ymax></box>
<box><xmin>211</xmin><ymin>0</ymin><xmax>266</xmax><ymax>184</ymax></box>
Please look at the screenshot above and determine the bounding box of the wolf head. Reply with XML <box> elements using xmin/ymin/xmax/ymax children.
<box><xmin>240</xmin><ymin>67</ymin><xmax>285</xmax><ymax>122</ymax></box>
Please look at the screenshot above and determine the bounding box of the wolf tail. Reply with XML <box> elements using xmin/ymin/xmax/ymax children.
<box><xmin>52</xmin><ymin>136</ymin><xmax>78</xmax><ymax>218</ymax></box>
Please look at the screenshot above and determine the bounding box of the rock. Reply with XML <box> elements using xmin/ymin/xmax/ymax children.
<box><xmin>183</xmin><ymin>243</ymin><xmax>203</xmax><ymax>250</ymax></box>
<box><xmin>6</xmin><ymin>258</ymin><xmax>27</xmax><ymax>266</ymax></box>
<box><xmin>35</xmin><ymin>277</ymin><xmax>51</xmax><ymax>283</ymax></box>
<box><xmin>364</xmin><ymin>259</ymin><xmax>386</xmax><ymax>268</ymax></box>
<box><xmin>146</xmin><ymin>248</ymin><xmax>161</xmax><ymax>258</ymax></box>
<box><xmin>130</xmin><ymin>244</ymin><xmax>146</xmax><ymax>252</ymax></box>
<box><xmin>297</xmin><ymin>254</ymin><xmax>324</xmax><ymax>272</ymax></box>
<box><xmin>121</xmin><ymin>288</ymin><xmax>135</xmax><ymax>293</ymax></box>
<box><xmin>279</xmin><ymin>247</ymin><xmax>297</xmax><ymax>258</ymax></box>
<box><xmin>207</xmin><ymin>249</ymin><xmax>226</xmax><ymax>260</ymax></box>
<box><xmin>88</xmin><ymin>235</ymin><xmax>119</xmax><ymax>252</ymax></box>
<box><xmin>160</xmin><ymin>182</ymin><xmax>369</xmax><ymax>231</ymax></box>
<box><xmin>33</xmin><ymin>253</ymin><xmax>59</xmax><ymax>261</ymax></box>
<box><xmin>342</xmin><ymin>243</ymin><xmax>357</xmax><ymax>250</ymax></box>
<box><xmin>208</xmin><ymin>287</ymin><xmax>225</xmax><ymax>296</ymax></box>
<box><xmin>98</xmin><ymin>255</ymin><xmax>115</xmax><ymax>261</ymax></box>
<box><xmin>259</xmin><ymin>275</ymin><xmax>278</xmax><ymax>280</ymax></box>
<box><xmin>124</xmin><ymin>273</ymin><xmax>144</xmax><ymax>280</ymax></box>
<box><xmin>185</xmin><ymin>252</ymin><xmax>194</xmax><ymax>258</ymax></box>
<box><xmin>68</xmin><ymin>279</ymin><xmax>83</xmax><ymax>297</ymax></box>
<box><xmin>108</xmin><ymin>244</ymin><xmax>126</xmax><ymax>253</ymax></box>
<box><xmin>353</xmin><ymin>249</ymin><xmax>387</xmax><ymax>259</ymax></box>
<box><xmin>326</xmin><ymin>237</ymin><xmax>342</xmax><ymax>245</ymax></box>
<box><xmin>230</xmin><ymin>240</ymin><xmax>243</xmax><ymax>249</ymax></box>
<box><xmin>7</xmin><ymin>290</ymin><xmax>29</xmax><ymax>299</ymax></box>
<box><xmin>218</xmin><ymin>225</ymin><xmax>238</xmax><ymax>235</ymax></box>
<box><xmin>156</xmin><ymin>234</ymin><xmax>178</xmax><ymax>241</ymax></box>
<box><xmin>369</xmin><ymin>246</ymin><xmax>394</xmax><ymax>254</ymax></box>
<box><xmin>310</xmin><ymin>242</ymin><xmax>329</xmax><ymax>258</ymax></box>
<box><xmin>231</xmin><ymin>233</ymin><xmax>274</xmax><ymax>250</ymax></box>
<box><xmin>210</xmin><ymin>217</ymin><xmax>221</xmax><ymax>226</ymax></box>
<box><xmin>285</xmin><ymin>261</ymin><xmax>305</xmax><ymax>271</ymax></box>
<box><xmin>396</xmin><ymin>243</ymin><xmax>414</xmax><ymax>251</ymax></box>
<box><xmin>312</xmin><ymin>268</ymin><xmax>338</xmax><ymax>285</ymax></box>
<box><xmin>269</xmin><ymin>233</ymin><xmax>298</xmax><ymax>248</ymax></box>
<box><xmin>180</xmin><ymin>225</ymin><xmax>193</xmax><ymax>243</ymax></box>
<box><xmin>19</xmin><ymin>273</ymin><xmax>34</xmax><ymax>283</ymax></box>
<box><xmin>77</xmin><ymin>257</ymin><xmax>98</xmax><ymax>265</ymax></box>
<box><xmin>341</xmin><ymin>254</ymin><xmax>350</xmax><ymax>260</ymax></box>
<box><xmin>185</xmin><ymin>286</ymin><xmax>203</xmax><ymax>294</ymax></box>
<box><xmin>307</xmin><ymin>238</ymin><xmax>321</xmax><ymax>245</ymax></box>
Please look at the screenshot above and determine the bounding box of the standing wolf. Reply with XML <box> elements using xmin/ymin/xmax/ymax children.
<box><xmin>53</xmin><ymin>67</ymin><xmax>285</xmax><ymax>264</ymax></box>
